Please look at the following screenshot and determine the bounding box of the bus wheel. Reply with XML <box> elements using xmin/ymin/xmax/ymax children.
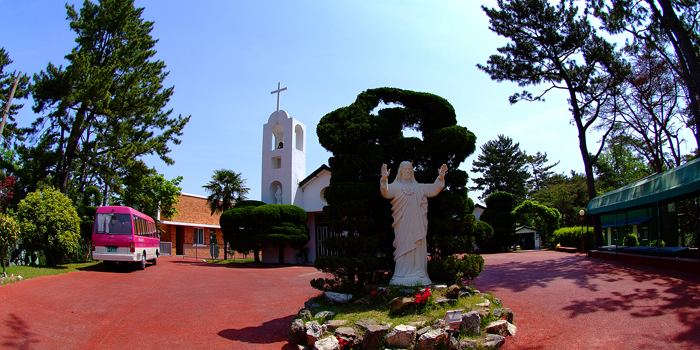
<box><xmin>138</xmin><ymin>253</ymin><xmax>146</xmax><ymax>270</ymax></box>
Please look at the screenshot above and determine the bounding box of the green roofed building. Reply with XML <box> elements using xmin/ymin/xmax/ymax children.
<box><xmin>588</xmin><ymin>157</ymin><xmax>700</xmax><ymax>250</ymax></box>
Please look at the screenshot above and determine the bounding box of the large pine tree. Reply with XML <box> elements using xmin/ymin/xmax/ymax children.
<box><xmin>26</xmin><ymin>0</ymin><xmax>189</xmax><ymax>199</ymax></box>
<box><xmin>470</xmin><ymin>134</ymin><xmax>530</xmax><ymax>203</ymax></box>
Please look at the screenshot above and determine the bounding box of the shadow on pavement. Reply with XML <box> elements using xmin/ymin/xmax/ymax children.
<box><xmin>477</xmin><ymin>252</ymin><xmax>700</xmax><ymax>345</ymax></box>
<box><xmin>217</xmin><ymin>315</ymin><xmax>294</xmax><ymax>344</ymax></box>
<box><xmin>2</xmin><ymin>313</ymin><xmax>39</xmax><ymax>349</ymax></box>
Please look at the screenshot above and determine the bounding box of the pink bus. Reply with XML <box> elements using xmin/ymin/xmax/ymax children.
<box><xmin>91</xmin><ymin>206</ymin><xmax>160</xmax><ymax>270</ymax></box>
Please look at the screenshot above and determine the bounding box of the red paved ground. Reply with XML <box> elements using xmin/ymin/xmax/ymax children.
<box><xmin>474</xmin><ymin>250</ymin><xmax>700</xmax><ymax>350</ymax></box>
<box><xmin>0</xmin><ymin>257</ymin><xmax>323</xmax><ymax>350</ymax></box>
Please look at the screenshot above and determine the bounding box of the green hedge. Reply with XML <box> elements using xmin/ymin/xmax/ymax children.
<box><xmin>551</xmin><ymin>226</ymin><xmax>594</xmax><ymax>250</ymax></box>
<box><xmin>427</xmin><ymin>254</ymin><xmax>485</xmax><ymax>285</ymax></box>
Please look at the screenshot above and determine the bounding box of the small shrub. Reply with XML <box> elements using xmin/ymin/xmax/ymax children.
<box><xmin>623</xmin><ymin>233</ymin><xmax>639</xmax><ymax>247</ymax></box>
<box><xmin>648</xmin><ymin>239</ymin><xmax>666</xmax><ymax>247</ymax></box>
<box><xmin>428</xmin><ymin>254</ymin><xmax>485</xmax><ymax>285</ymax></box>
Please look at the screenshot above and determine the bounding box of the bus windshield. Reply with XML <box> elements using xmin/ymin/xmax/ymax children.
<box><xmin>94</xmin><ymin>213</ymin><xmax>133</xmax><ymax>235</ymax></box>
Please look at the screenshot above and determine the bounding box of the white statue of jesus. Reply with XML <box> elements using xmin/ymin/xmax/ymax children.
<box><xmin>380</xmin><ymin>161</ymin><xmax>447</xmax><ymax>286</ymax></box>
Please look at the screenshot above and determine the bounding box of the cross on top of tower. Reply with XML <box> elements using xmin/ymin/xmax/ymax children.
<box><xmin>270</xmin><ymin>82</ymin><xmax>288</xmax><ymax>112</ymax></box>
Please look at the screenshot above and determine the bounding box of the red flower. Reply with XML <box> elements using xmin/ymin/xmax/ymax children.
<box><xmin>370</xmin><ymin>291</ymin><xmax>377</xmax><ymax>295</ymax></box>
<box><xmin>414</xmin><ymin>287</ymin><xmax>432</xmax><ymax>304</ymax></box>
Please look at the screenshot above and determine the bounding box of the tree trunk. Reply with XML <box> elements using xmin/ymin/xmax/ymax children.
<box><xmin>253</xmin><ymin>248</ymin><xmax>260</xmax><ymax>263</ymax></box>
<box><xmin>278</xmin><ymin>244</ymin><xmax>285</xmax><ymax>264</ymax></box>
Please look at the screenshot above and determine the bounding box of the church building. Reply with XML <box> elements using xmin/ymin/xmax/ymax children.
<box><xmin>259</xmin><ymin>83</ymin><xmax>331</xmax><ymax>264</ymax></box>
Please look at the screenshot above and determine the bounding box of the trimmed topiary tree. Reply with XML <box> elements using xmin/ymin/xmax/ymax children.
<box><xmin>479</xmin><ymin>192</ymin><xmax>516</xmax><ymax>252</ymax></box>
<box><xmin>220</xmin><ymin>200</ymin><xmax>266</xmax><ymax>262</ymax></box>
<box><xmin>252</xmin><ymin>204</ymin><xmax>309</xmax><ymax>264</ymax></box>
<box><xmin>314</xmin><ymin>87</ymin><xmax>477</xmax><ymax>291</ymax></box>
<box><xmin>17</xmin><ymin>187</ymin><xmax>81</xmax><ymax>266</ymax></box>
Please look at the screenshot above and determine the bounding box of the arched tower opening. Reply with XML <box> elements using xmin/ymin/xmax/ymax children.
<box><xmin>272</xmin><ymin>123</ymin><xmax>284</xmax><ymax>150</ymax></box>
<box><xmin>295</xmin><ymin>124</ymin><xmax>304</xmax><ymax>151</ymax></box>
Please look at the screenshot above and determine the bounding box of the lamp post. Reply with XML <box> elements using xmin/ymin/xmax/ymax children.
<box><xmin>579</xmin><ymin>209</ymin><xmax>586</xmax><ymax>253</ymax></box>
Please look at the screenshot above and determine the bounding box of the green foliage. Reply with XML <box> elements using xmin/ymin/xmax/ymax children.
<box><xmin>649</xmin><ymin>239</ymin><xmax>666</xmax><ymax>247</ymax></box>
<box><xmin>530</xmin><ymin>171</ymin><xmax>590</xmax><ymax>227</ymax></box>
<box><xmin>316</xmin><ymin>87</ymin><xmax>477</xmax><ymax>288</ymax></box>
<box><xmin>623</xmin><ymin>233</ymin><xmax>639</xmax><ymax>247</ymax></box>
<box><xmin>470</xmin><ymin>134</ymin><xmax>530</xmax><ymax>203</ymax></box>
<box><xmin>594</xmin><ymin>138</ymin><xmax>650</xmax><ymax>194</ymax></box>
<box><xmin>17</xmin><ymin>187</ymin><xmax>81</xmax><ymax>266</ymax></box>
<box><xmin>479</xmin><ymin>192</ymin><xmax>516</xmax><ymax>251</ymax></box>
<box><xmin>474</xmin><ymin>220</ymin><xmax>494</xmax><ymax>250</ymax></box>
<box><xmin>119</xmin><ymin>165</ymin><xmax>182</xmax><ymax>220</ymax></box>
<box><xmin>526</xmin><ymin>151</ymin><xmax>560</xmax><ymax>194</ymax></box>
<box><xmin>0</xmin><ymin>48</ymin><xmax>30</xmax><ymax>145</ymax></box>
<box><xmin>202</xmin><ymin>169</ymin><xmax>250</xmax><ymax>215</ymax></box>
<box><xmin>220</xmin><ymin>200</ymin><xmax>265</xmax><ymax>262</ymax></box>
<box><xmin>427</xmin><ymin>254</ymin><xmax>485</xmax><ymax>286</ymax></box>
<box><xmin>24</xmin><ymin>0</ymin><xmax>189</xmax><ymax>198</ymax></box>
<box><xmin>552</xmin><ymin>226</ymin><xmax>594</xmax><ymax>250</ymax></box>
<box><xmin>514</xmin><ymin>200</ymin><xmax>561</xmax><ymax>246</ymax></box>
<box><xmin>0</xmin><ymin>212</ymin><xmax>19</xmax><ymax>276</ymax></box>
<box><xmin>220</xmin><ymin>202</ymin><xmax>309</xmax><ymax>264</ymax></box>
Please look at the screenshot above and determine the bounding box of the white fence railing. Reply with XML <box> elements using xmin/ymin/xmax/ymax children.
<box><xmin>159</xmin><ymin>242</ymin><xmax>172</xmax><ymax>256</ymax></box>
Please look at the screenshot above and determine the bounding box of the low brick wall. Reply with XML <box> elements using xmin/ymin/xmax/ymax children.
<box><xmin>588</xmin><ymin>250</ymin><xmax>700</xmax><ymax>274</ymax></box>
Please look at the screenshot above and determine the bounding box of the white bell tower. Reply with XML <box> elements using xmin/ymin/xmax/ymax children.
<box><xmin>261</xmin><ymin>82</ymin><xmax>306</xmax><ymax>205</ymax></box>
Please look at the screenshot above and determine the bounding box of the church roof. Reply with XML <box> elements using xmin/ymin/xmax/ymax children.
<box><xmin>299</xmin><ymin>164</ymin><xmax>330</xmax><ymax>188</ymax></box>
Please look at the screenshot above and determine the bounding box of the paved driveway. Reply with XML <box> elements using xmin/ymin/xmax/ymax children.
<box><xmin>0</xmin><ymin>257</ymin><xmax>324</xmax><ymax>350</ymax></box>
<box><xmin>474</xmin><ymin>250</ymin><xmax>700</xmax><ymax>350</ymax></box>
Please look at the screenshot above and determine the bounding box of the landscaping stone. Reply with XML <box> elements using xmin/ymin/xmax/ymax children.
<box><xmin>361</xmin><ymin>324</ymin><xmax>390</xmax><ymax>350</ymax></box>
<box><xmin>305</xmin><ymin>321</ymin><xmax>325</xmax><ymax>345</ymax></box>
<box><xmin>432</xmin><ymin>318</ymin><xmax>446</xmax><ymax>329</ymax></box>
<box><xmin>507</xmin><ymin>322</ymin><xmax>517</xmax><ymax>337</ymax></box>
<box><xmin>324</xmin><ymin>291</ymin><xmax>352</xmax><ymax>304</ymax></box>
<box><xmin>314</xmin><ymin>311</ymin><xmax>335</xmax><ymax>319</ymax></box>
<box><xmin>408</xmin><ymin>320</ymin><xmax>427</xmax><ymax>328</ymax></box>
<box><xmin>389</xmin><ymin>297</ymin><xmax>415</xmax><ymax>313</ymax></box>
<box><xmin>475</xmin><ymin>298</ymin><xmax>490</xmax><ymax>307</ymax></box>
<box><xmin>290</xmin><ymin>318</ymin><xmax>307</xmax><ymax>345</ymax></box>
<box><xmin>459</xmin><ymin>338</ymin><xmax>479</xmax><ymax>349</ymax></box>
<box><xmin>298</xmin><ymin>309</ymin><xmax>312</xmax><ymax>319</ymax></box>
<box><xmin>482</xmin><ymin>334</ymin><xmax>506</xmax><ymax>348</ymax></box>
<box><xmin>459</xmin><ymin>291</ymin><xmax>471</xmax><ymax>298</ymax></box>
<box><xmin>494</xmin><ymin>298</ymin><xmax>503</xmax><ymax>306</ymax></box>
<box><xmin>433</xmin><ymin>297</ymin><xmax>457</xmax><ymax>306</ymax></box>
<box><xmin>485</xmin><ymin>320</ymin><xmax>509</xmax><ymax>337</ymax></box>
<box><xmin>323</xmin><ymin>319</ymin><xmax>347</xmax><ymax>331</ymax></box>
<box><xmin>385</xmin><ymin>324</ymin><xmax>416</xmax><ymax>348</ymax></box>
<box><xmin>446</xmin><ymin>284</ymin><xmax>461</xmax><ymax>299</ymax></box>
<box><xmin>417</xmin><ymin>326</ymin><xmax>431</xmax><ymax>337</ymax></box>
<box><xmin>354</xmin><ymin>318</ymin><xmax>378</xmax><ymax>331</ymax></box>
<box><xmin>477</xmin><ymin>308</ymin><xmax>491</xmax><ymax>318</ymax></box>
<box><xmin>305</xmin><ymin>299</ymin><xmax>321</xmax><ymax>310</ymax></box>
<box><xmin>334</xmin><ymin>327</ymin><xmax>359</xmax><ymax>346</ymax></box>
<box><xmin>492</xmin><ymin>307</ymin><xmax>515</xmax><ymax>323</ymax></box>
<box><xmin>313</xmin><ymin>336</ymin><xmax>340</xmax><ymax>350</ymax></box>
<box><xmin>416</xmin><ymin>328</ymin><xmax>446</xmax><ymax>350</ymax></box>
<box><xmin>434</xmin><ymin>284</ymin><xmax>448</xmax><ymax>290</ymax></box>
<box><xmin>460</xmin><ymin>310</ymin><xmax>481</xmax><ymax>336</ymax></box>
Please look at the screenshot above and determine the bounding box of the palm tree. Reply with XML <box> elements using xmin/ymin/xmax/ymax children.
<box><xmin>202</xmin><ymin>169</ymin><xmax>250</xmax><ymax>215</ymax></box>
<box><xmin>203</xmin><ymin>170</ymin><xmax>249</xmax><ymax>260</ymax></box>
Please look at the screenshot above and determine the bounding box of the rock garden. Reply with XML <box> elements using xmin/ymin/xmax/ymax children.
<box><xmin>289</xmin><ymin>284</ymin><xmax>516</xmax><ymax>350</ymax></box>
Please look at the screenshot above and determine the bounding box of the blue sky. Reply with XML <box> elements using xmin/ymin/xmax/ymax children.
<box><xmin>2</xmin><ymin>0</ymin><xmax>612</xmax><ymax>203</ymax></box>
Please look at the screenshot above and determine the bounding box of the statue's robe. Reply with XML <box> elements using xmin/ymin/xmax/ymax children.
<box><xmin>380</xmin><ymin>176</ymin><xmax>444</xmax><ymax>285</ymax></box>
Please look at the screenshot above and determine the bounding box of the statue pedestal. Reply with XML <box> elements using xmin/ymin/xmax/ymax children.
<box><xmin>389</xmin><ymin>274</ymin><xmax>432</xmax><ymax>286</ymax></box>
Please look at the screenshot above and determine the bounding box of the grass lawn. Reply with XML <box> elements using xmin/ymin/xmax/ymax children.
<box><xmin>1</xmin><ymin>260</ymin><xmax>102</xmax><ymax>285</ymax></box>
